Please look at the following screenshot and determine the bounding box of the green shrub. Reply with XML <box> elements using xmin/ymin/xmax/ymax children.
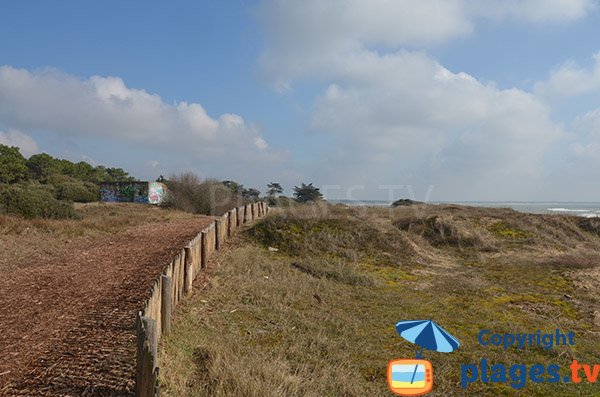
<box><xmin>0</xmin><ymin>183</ymin><xmax>79</xmax><ymax>219</ymax></box>
<box><xmin>489</xmin><ymin>222</ymin><xmax>534</xmax><ymax>239</ymax></box>
<box><xmin>48</xmin><ymin>174</ymin><xmax>99</xmax><ymax>203</ymax></box>
<box><xmin>578</xmin><ymin>217</ymin><xmax>600</xmax><ymax>237</ymax></box>
<box><xmin>268</xmin><ymin>195</ymin><xmax>297</xmax><ymax>208</ymax></box>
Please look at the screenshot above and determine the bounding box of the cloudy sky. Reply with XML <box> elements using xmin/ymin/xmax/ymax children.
<box><xmin>1</xmin><ymin>1</ymin><xmax>600</xmax><ymax>201</ymax></box>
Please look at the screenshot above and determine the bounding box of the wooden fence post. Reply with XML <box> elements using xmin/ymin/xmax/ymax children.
<box><xmin>184</xmin><ymin>247</ymin><xmax>193</xmax><ymax>295</ymax></box>
<box><xmin>153</xmin><ymin>367</ymin><xmax>160</xmax><ymax>397</ymax></box>
<box><xmin>136</xmin><ymin>315</ymin><xmax>158</xmax><ymax>397</ymax></box>
<box><xmin>227</xmin><ymin>209</ymin><xmax>233</xmax><ymax>236</ymax></box>
<box><xmin>201</xmin><ymin>231</ymin><xmax>208</xmax><ymax>269</ymax></box>
<box><xmin>193</xmin><ymin>238</ymin><xmax>201</xmax><ymax>278</ymax></box>
<box><xmin>144</xmin><ymin>316</ymin><xmax>157</xmax><ymax>362</ymax></box>
<box><xmin>136</xmin><ymin>312</ymin><xmax>144</xmax><ymax>396</ymax></box>
<box><xmin>215</xmin><ymin>219</ymin><xmax>221</xmax><ymax>250</ymax></box>
<box><xmin>160</xmin><ymin>275</ymin><xmax>172</xmax><ymax>335</ymax></box>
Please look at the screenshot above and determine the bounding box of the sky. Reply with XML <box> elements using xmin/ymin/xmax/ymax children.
<box><xmin>1</xmin><ymin>0</ymin><xmax>600</xmax><ymax>201</ymax></box>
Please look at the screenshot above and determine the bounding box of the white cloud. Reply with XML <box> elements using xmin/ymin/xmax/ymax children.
<box><xmin>257</xmin><ymin>0</ymin><xmax>596</xmax><ymax>90</ymax></box>
<box><xmin>0</xmin><ymin>66</ymin><xmax>286</xmax><ymax>180</ymax></box>
<box><xmin>575</xmin><ymin>108</ymin><xmax>600</xmax><ymax>137</ymax></box>
<box><xmin>309</xmin><ymin>51</ymin><xmax>562</xmax><ymax>198</ymax></box>
<box><xmin>534</xmin><ymin>52</ymin><xmax>600</xmax><ymax>99</ymax></box>
<box><xmin>253</xmin><ymin>0</ymin><xmax>589</xmax><ymax>199</ymax></box>
<box><xmin>254</xmin><ymin>136</ymin><xmax>269</xmax><ymax>150</ymax></box>
<box><xmin>568</xmin><ymin>108</ymin><xmax>600</xmax><ymax>165</ymax></box>
<box><xmin>0</xmin><ymin>128</ymin><xmax>39</xmax><ymax>157</ymax></box>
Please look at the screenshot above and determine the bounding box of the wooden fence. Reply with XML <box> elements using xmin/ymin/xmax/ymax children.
<box><xmin>135</xmin><ymin>202</ymin><xmax>269</xmax><ymax>397</ymax></box>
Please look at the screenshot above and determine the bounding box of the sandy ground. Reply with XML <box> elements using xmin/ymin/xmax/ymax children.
<box><xmin>0</xmin><ymin>217</ymin><xmax>213</xmax><ymax>396</ymax></box>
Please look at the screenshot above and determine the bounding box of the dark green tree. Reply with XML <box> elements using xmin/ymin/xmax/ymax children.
<box><xmin>0</xmin><ymin>144</ymin><xmax>28</xmax><ymax>183</ymax></box>
<box><xmin>26</xmin><ymin>153</ymin><xmax>59</xmax><ymax>182</ymax></box>
<box><xmin>267</xmin><ymin>182</ymin><xmax>283</xmax><ymax>197</ymax></box>
<box><xmin>55</xmin><ymin>159</ymin><xmax>76</xmax><ymax>177</ymax></box>
<box><xmin>73</xmin><ymin>161</ymin><xmax>95</xmax><ymax>181</ymax></box>
<box><xmin>293</xmin><ymin>183</ymin><xmax>323</xmax><ymax>203</ymax></box>
<box><xmin>106</xmin><ymin>167</ymin><xmax>134</xmax><ymax>182</ymax></box>
<box><xmin>242</xmin><ymin>187</ymin><xmax>261</xmax><ymax>202</ymax></box>
<box><xmin>222</xmin><ymin>180</ymin><xmax>244</xmax><ymax>195</ymax></box>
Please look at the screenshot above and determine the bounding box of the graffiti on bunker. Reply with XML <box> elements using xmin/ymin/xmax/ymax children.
<box><xmin>100</xmin><ymin>182</ymin><xmax>167</xmax><ymax>204</ymax></box>
<box><xmin>148</xmin><ymin>182</ymin><xmax>167</xmax><ymax>205</ymax></box>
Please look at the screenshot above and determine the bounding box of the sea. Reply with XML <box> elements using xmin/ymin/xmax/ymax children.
<box><xmin>330</xmin><ymin>200</ymin><xmax>600</xmax><ymax>218</ymax></box>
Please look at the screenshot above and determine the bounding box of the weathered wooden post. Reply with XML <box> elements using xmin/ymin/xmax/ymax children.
<box><xmin>136</xmin><ymin>312</ymin><xmax>144</xmax><ymax>396</ymax></box>
<box><xmin>227</xmin><ymin>209</ymin><xmax>234</xmax><ymax>236</ymax></box>
<box><xmin>136</xmin><ymin>314</ymin><xmax>158</xmax><ymax>397</ymax></box>
<box><xmin>194</xmin><ymin>238</ymin><xmax>201</xmax><ymax>277</ymax></box>
<box><xmin>215</xmin><ymin>219</ymin><xmax>222</xmax><ymax>250</ymax></box>
<box><xmin>201</xmin><ymin>230</ymin><xmax>208</xmax><ymax>269</ymax></box>
<box><xmin>184</xmin><ymin>247</ymin><xmax>193</xmax><ymax>295</ymax></box>
<box><xmin>243</xmin><ymin>204</ymin><xmax>250</xmax><ymax>223</ymax></box>
<box><xmin>160</xmin><ymin>275</ymin><xmax>172</xmax><ymax>335</ymax></box>
<box><xmin>237</xmin><ymin>206</ymin><xmax>243</xmax><ymax>226</ymax></box>
<box><xmin>144</xmin><ymin>316</ymin><xmax>157</xmax><ymax>363</ymax></box>
<box><xmin>153</xmin><ymin>367</ymin><xmax>160</xmax><ymax>397</ymax></box>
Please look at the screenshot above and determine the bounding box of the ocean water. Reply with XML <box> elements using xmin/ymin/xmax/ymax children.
<box><xmin>330</xmin><ymin>200</ymin><xmax>600</xmax><ymax>218</ymax></box>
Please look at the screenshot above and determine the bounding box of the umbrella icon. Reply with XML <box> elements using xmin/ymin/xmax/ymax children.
<box><xmin>396</xmin><ymin>320</ymin><xmax>460</xmax><ymax>358</ymax></box>
<box><xmin>388</xmin><ymin>320</ymin><xmax>459</xmax><ymax>394</ymax></box>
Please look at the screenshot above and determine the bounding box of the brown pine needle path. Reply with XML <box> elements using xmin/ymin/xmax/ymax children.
<box><xmin>0</xmin><ymin>216</ymin><xmax>214</xmax><ymax>396</ymax></box>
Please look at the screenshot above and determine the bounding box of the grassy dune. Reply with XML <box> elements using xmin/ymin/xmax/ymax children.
<box><xmin>160</xmin><ymin>204</ymin><xmax>600</xmax><ymax>396</ymax></box>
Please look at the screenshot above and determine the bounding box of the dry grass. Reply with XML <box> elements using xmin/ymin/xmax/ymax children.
<box><xmin>0</xmin><ymin>202</ymin><xmax>199</xmax><ymax>271</ymax></box>
<box><xmin>160</xmin><ymin>204</ymin><xmax>600</xmax><ymax>396</ymax></box>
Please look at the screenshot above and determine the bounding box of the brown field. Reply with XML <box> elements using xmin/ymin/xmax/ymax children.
<box><xmin>159</xmin><ymin>203</ymin><xmax>600</xmax><ymax>396</ymax></box>
<box><xmin>0</xmin><ymin>203</ymin><xmax>213</xmax><ymax>396</ymax></box>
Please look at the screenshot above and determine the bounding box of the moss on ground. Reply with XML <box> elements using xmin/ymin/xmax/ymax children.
<box><xmin>160</xmin><ymin>205</ymin><xmax>600</xmax><ymax>397</ymax></box>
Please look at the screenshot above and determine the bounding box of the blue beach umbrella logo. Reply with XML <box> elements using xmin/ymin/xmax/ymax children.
<box><xmin>395</xmin><ymin>320</ymin><xmax>460</xmax><ymax>358</ymax></box>
<box><xmin>387</xmin><ymin>320</ymin><xmax>460</xmax><ymax>396</ymax></box>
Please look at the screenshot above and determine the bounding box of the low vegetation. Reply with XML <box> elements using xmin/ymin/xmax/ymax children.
<box><xmin>0</xmin><ymin>182</ymin><xmax>78</xmax><ymax>219</ymax></box>
<box><xmin>160</xmin><ymin>204</ymin><xmax>600</xmax><ymax>396</ymax></box>
<box><xmin>0</xmin><ymin>144</ymin><xmax>135</xmax><ymax>218</ymax></box>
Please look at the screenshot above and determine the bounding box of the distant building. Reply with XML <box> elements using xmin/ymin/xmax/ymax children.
<box><xmin>99</xmin><ymin>181</ymin><xmax>167</xmax><ymax>204</ymax></box>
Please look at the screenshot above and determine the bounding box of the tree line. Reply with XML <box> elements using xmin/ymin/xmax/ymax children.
<box><xmin>0</xmin><ymin>144</ymin><xmax>134</xmax><ymax>185</ymax></box>
<box><xmin>265</xmin><ymin>182</ymin><xmax>323</xmax><ymax>204</ymax></box>
<box><xmin>0</xmin><ymin>144</ymin><xmax>325</xmax><ymax>218</ymax></box>
<box><xmin>0</xmin><ymin>144</ymin><xmax>136</xmax><ymax>218</ymax></box>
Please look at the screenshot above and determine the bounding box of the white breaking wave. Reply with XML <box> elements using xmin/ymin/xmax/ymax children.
<box><xmin>547</xmin><ymin>208</ymin><xmax>588</xmax><ymax>212</ymax></box>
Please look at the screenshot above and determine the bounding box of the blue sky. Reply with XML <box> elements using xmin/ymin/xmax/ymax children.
<box><xmin>1</xmin><ymin>1</ymin><xmax>600</xmax><ymax>201</ymax></box>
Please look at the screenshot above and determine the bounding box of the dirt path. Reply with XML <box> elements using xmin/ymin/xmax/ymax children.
<box><xmin>0</xmin><ymin>217</ymin><xmax>214</xmax><ymax>396</ymax></box>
